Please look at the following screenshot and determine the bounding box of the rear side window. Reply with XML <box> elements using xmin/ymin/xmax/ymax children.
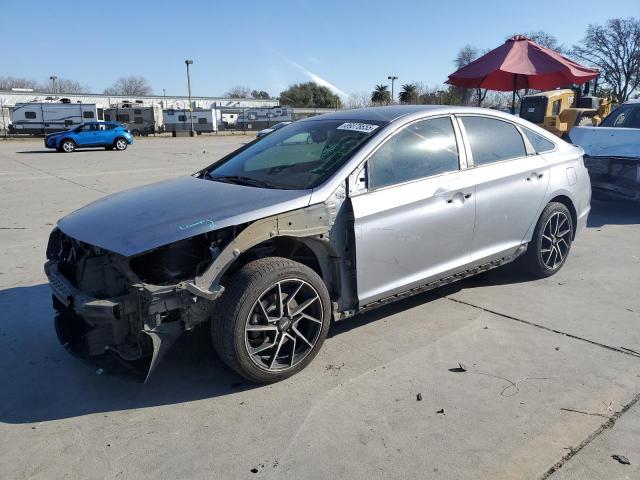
<box><xmin>83</xmin><ymin>111</ymin><xmax>94</xmax><ymax>119</ymax></box>
<box><xmin>368</xmin><ymin>117</ymin><xmax>460</xmax><ymax>189</ymax></box>
<box><xmin>25</xmin><ymin>111</ymin><xmax>36</xmax><ymax>119</ymax></box>
<box><xmin>523</xmin><ymin>128</ymin><xmax>555</xmax><ymax>153</ymax></box>
<box><xmin>461</xmin><ymin>117</ymin><xmax>526</xmax><ymax>166</ymax></box>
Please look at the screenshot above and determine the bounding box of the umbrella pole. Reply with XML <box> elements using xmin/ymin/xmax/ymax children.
<box><xmin>512</xmin><ymin>74</ymin><xmax>517</xmax><ymax>115</ymax></box>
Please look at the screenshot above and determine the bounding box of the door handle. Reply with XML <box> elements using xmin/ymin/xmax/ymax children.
<box><xmin>446</xmin><ymin>192</ymin><xmax>472</xmax><ymax>204</ymax></box>
<box><xmin>526</xmin><ymin>172</ymin><xmax>544</xmax><ymax>181</ymax></box>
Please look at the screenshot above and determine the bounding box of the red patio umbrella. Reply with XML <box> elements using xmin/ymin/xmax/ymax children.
<box><xmin>446</xmin><ymin>35</ymin><xmax>600</xmax><ymax>113</ymax></box>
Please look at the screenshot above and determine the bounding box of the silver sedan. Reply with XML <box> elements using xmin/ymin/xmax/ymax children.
<box><xmin>45</xmin><ymin>106</ymin><xmax>591</xmax><ymax>383</ymax></box>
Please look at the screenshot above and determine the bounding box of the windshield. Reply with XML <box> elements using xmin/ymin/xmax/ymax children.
<box><xmin>203</xmin><ymin>119</ymin><xmax>384</xmax><ymax>189</ymax></box>
<box><xmin>600</xmin><ymin>104</ymin><xmax>640</xmax><ymax>129</ymax></box>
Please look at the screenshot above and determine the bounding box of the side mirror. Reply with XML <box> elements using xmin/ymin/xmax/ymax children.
<box><xmin>348</xmin><ymin>163</ymin><xmax>368</xmax><ymax>196</ymax></box>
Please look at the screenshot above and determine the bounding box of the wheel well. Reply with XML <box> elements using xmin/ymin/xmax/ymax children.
<box><xmin>549</xmin><ymin>195</ymin><xmax>577</xmax><ymax>239</ymax></box>
<box><xmin>222</xmin><ymin>237</ymin><xmax>334</xmax><ymax>293</ymax></box>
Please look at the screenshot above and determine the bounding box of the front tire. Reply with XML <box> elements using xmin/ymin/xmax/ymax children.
<box><xmin>523</xmin><ymin>202</ymin><xmax>574</xmax><ymax>277</ymax></box>
<box><xmin>61</xmin><ymin>139</ymin><xmax>76</xmax><ymax>153</ymax></box>
<box><xmin>211</xmin><ymin>257</ymin><xmax>331</xmax><ymax>383</ymax></box>
<box><xmin>114</xmin><ymin>138</ymin><xmax>128</xmax><ymax>151</ymax></box>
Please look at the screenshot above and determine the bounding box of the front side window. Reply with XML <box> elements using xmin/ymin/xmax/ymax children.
<box><xmin>204</xmin><ymin>119</ymin><xmax>384</xmax><ymax>190</ymax></box>
<box><xmin>461</xmin><ymin>116</ymin><xmax>526</xmax><ymax>166</ymax></box>
<box><xmin>523</xmin><ymin>128</ymin><xmax>556</xmax><ymax>153</ymax></box>
<box><xmin>368</xmin><ymin>117</ymin><xmax>460</xmax><ymax>190</ymax></box>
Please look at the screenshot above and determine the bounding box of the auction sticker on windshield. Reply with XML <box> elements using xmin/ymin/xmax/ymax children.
<box><xmin>337</xmin><ymin>122</ymin><xmax>379</xmax><ymax>133</ymax></box>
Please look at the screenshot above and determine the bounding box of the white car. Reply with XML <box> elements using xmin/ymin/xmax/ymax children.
<box><xmin>569</xmin><ymin>100</ymin><xmax>640</xmax><ymax>201</ymax></box>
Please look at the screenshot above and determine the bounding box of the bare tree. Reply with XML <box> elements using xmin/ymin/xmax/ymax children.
<box><xmin>573</xmin><ymin>17</ymin><xmax>640</xmax><ymax>103</ymax></box>
<box><xmin>0</xmin><ymin>76</ymin><xmax>39</xmax><ymax>90</ymax></box>
<box><xmin>511</xmin><ymin>31</ymin><xmax>566</xmax><ymax>53</ymax></box>
<box><xmin>225</xmin><ymin>86</ymin><xmax>252</xmax><ymax>98</ymax></box>
<box><xmin>453</xmin><ymin>45</ymin><xmax>481</xmax><ymax>105</ymax></box>
<box><xmin>46</xmin><ymin>77</ymin><xmax>89</xmax><ymax>94</ymax></box>
<box><xmin>346</xmin><ymin>92</ymin><xmax>372</xmax><ymax>109</ymax></box>
<box><xmin>104</xmin><ymin>76</ymin><xmax>152</xmax><ymax>96</ymax></box>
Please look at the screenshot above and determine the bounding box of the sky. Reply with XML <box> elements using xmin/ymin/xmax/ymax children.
<box><xmin>2</xmin><ymin>0</ymin><xmax>638</xmax><ymax>98</ymax></box>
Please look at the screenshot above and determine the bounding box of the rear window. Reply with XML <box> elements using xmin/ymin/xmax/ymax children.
<box><xmin>600</xmin><ymin>104</ymin><xmax>640</xmax><ymax>129</ymax></box>
<box><xmin>462</xmin><ymin>116</ymin><xmax>526</xmax><ymax>165</ymax></box>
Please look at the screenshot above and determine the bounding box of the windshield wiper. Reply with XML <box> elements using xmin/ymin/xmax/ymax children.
<box><xmin>207</xmin><ymin>174</ymin><xmax>277</xmax><ymax>189</ymax></box>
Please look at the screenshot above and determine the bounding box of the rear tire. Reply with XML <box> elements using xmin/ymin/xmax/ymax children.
<box><xmin>211</xmin><ymin>257</ymin><xmax>331</xmax><ymax>383</ymax></box>
<box><xmin>61</xmin><ymin>139</ymin><xmax>76</xmax><ymax>153</ymax></box>
<box><xmin>522</xmin><ymin>202</ymin><xmax>574</xmax><ymax>278</ymax></box>
<box><xmin>114</xmin><ymin>138</ymin><xmax>128</xmax><ymax>151</ymax></box>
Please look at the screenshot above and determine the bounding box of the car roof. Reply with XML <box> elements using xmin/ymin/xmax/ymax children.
<box><xmin>299</xmin><ymin>105</ymin><xmax>521</xmax><ymax>124</ymax></box>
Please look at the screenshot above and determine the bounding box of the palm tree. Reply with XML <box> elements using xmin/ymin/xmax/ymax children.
<box><xmin>399</xmin><ymin>84</ymin><xmax>419</xmax><ymax>104</ymax></box>
<box><xmin>371</xmin><ymin>84</ymin><xmax>391</xmax><ymax>105</ymax></box>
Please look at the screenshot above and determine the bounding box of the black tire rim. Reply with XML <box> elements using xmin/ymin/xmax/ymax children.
<box><xmin>244</xmin><ymin>278</ymin><xmax>323</xmax><ymax>372</ymax></box>
<box><xmin>541</xmin><ymin>211</ymin><xmax>571</xmax><ymax>269</ymax></box>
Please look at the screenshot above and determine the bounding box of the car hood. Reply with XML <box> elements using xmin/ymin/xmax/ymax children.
<box><xmin>569</xmin><ymin>126</ymin><xmax>640</xmax><ymax>158</ymax></box>
<box><xmin>57</xmin><ymin>176</ymin><xmax>312</xmax><ymax>257</ymax></box>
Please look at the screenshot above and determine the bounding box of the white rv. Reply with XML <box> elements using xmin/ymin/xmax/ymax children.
<box><xmin>104</xmin><ymin>103</ymin><xmax>163</xmax><ymax>135</ymax></box>
<box><xmin>9</xmin><ymin>102</ymin><xmax>100</xmax><ymax>134</ymax></box>
<box><xmin>162</xmin><ymin>108</ymin><xmax>219</xmax><ymax>134</ymax></box>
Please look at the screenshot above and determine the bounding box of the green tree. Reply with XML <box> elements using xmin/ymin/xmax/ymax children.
<box><xmin>399</xmin><ymin>84</ymin><xmax>419</xmax><ymax>104</ymax></box>
<box><xmin>572</xmin><ymin>17</ymin><xmax>640</xmax><ymax>103</ymax></box>
<box><xmin>251</xmin><ymin>90</ymin><xmax>271</xmax><ymax>100</ymax></box>
<box><xmin>279</xmin><ymin>82</ymin><xmax>342</xmax><ymax>108</ymax></box>
<box><xmin>370</xmin><ymin>84</ymin><xmax>391</xmax><ymax>105</ymax></box>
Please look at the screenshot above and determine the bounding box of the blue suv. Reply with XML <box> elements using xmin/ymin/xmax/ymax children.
<box><xmin>45</xmin><ymin>122</ymin><xmax>134</xmax><ymax>153</ymax></box>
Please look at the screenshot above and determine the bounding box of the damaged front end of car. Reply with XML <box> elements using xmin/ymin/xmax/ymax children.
<box><xmin>44</xmin><ymin>226</ymin><xmax>241</xmax><ymax>381</ymax></box>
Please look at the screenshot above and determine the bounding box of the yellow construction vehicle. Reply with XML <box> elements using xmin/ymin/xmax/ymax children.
<box><xmin>519</xmin><ymin>89</ymin><xmax>614</xmax><ymax>137</ymax></box>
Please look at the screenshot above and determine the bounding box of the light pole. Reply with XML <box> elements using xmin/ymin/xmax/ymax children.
<box><xmin>49</xmin><ymin>75</ymin><xmax>58</xmax><ymax>94</ymax></box>
<box><xmin>185</xmin><ymin>60</ymin><xmax>195</xmax><ymax>136</ymax></box>
<box><xmin>387</xmin><ymin>75</ymin><xmax>398</xmax><ymax>104</ymax></box>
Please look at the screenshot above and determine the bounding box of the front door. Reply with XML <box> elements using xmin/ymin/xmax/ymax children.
<box><xmin>351</xmin><ymin>116</ymin><xmax>476</xmax><ymax>305</ymax></box>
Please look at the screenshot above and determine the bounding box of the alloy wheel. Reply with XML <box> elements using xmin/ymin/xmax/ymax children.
<box><xmin>244</xmin><ymin>279</ymin><xmax>324</xmax><ymax>372</ymax></box>
<box><xmin>62</xmin><ymin>141</ymin><xmax>75</xmax><ymax>152</ymax></box>
<box><xmin>540</xmin><ymin>211</ymin><xmax>571</xmax><ymax>269</ymax></box>
<box><xmin>116</xmin><ymin>139</ymin><xmax>127</xmax><ymax>150</ymax></box>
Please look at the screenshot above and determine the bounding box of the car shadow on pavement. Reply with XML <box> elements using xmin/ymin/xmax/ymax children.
<box><xmin>1</xmin><ymin>201</ymin><xmax>635</xmax><ymax>424</ymax></box>
<box><xmin>0</xmin><ymin>284</ymin><xmax>256</xmax><ymax>424</ymax></box>
<box><xmin>16</xmin><ymin>150</ymin><xmax>57</xmax><ymax>154</ymax></box>
<box><xmin>587</xmin><ymin>199</ymin><xmax>640</xmax><ymax>227</ymax></box>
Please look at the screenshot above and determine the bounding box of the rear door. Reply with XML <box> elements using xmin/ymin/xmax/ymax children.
<box><xmin>458</xmin><ymin>115</ymin><xmax>550</xmax><ymax>262</ymax></box>
<box><xmin>351</xmin><ymin>116</ymin><xmax>476</xmax><ymax>305</ymax></box>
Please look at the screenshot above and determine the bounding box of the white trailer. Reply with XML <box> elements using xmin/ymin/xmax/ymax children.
<box><xmin>9</xmin><ymin>102</ymin><xmax>100</xmax><ymax>134</ymax></box>
<box><xmin>104</xmin><ymin>103</ymin><xmax>163</xmax><ymax>135</ymax></box>
<box><xmin>162</xmin><ymin>108</ymin><xmax>219</xmax><ymax>134</ymax></box>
